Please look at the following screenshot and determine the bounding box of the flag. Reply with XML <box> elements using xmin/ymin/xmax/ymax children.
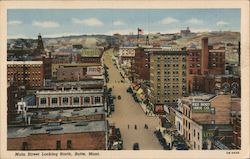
<box><xmin>138</xmin><ymin>28</ymin><xmax>144</xmax><ymax>35</ymax></box>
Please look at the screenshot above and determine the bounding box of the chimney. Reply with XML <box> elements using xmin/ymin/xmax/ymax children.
<box><xmin>201</xmin><ymin>37</ymin><xmax>209</xmax><ymax>75</ymax></box>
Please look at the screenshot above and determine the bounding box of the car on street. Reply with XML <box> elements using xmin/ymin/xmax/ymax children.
<box><xmin>159</xmin><ymin>138</ymin><xmax>166</xmax><ymax>146</ymax></box>
<box><xmin>174</xmin><ymin>143</ymin><xmax>189</xmax><ymax>150</ymax></box>
<box><xmin>115</xmin><ymin>128</ymin><xmax>122</xmax><ymax>139</ymax></box>
<box><xmin>127</xmin><ymin>87</ymin><xmax>133</xmax><ymax>93</ymax></box>
<box><xmin>133</xmin><ymin>143</ymin><xmax>139</xmax><ymax>150</ymax></box>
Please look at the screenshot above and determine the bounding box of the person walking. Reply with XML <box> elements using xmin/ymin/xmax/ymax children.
<box><xmin>134</xmin><ymin>124</ymin><xmax>137</xmax><ymax>130</ymax></box>
<box><xmin>128</xmin><ymin>124</ymin><xmax>129</xmax><ymax>129</ymax></box>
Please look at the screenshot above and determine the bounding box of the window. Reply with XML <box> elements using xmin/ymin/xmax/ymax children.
<box><xmin>73</xmin><ymin>97</ymin><xmax>79</xmax><ymax>104</ymax></box>
<box><xmin>194</xmin><ymin>141</ymin><xmax>196</xmax><ymax>149</ymax></box>
<box><xmin>67</xmin><ymin>140</ymin><xmax>72</xmax><ymax>149</ymax></box>
<box><xmin>188</xmin><ymin>133</ymin><xmax>191</xmax><ymax>140</ymax></box>
<box><xmin>22</xmin><ymin>142</ymin><xmax>28</xmax><ymax>150</ymax></box>
<box><xmin>63</xmin><ymin>97</ymin><xmax>68</xmax><ymax>105</ymax></box>
<box><xmin>84</xmin><ymin>97</ymin><xmax>90</xmax><ymax>103</ymax></box>
<box><xmin>211</xmin><ymin>107</ymin><xmax>215</xmax><ymax>114</ymax></box>
<box><xmin>198</xmin><ymin>132</ymin><xmax>200</xmax><ymax>140</ymax></box>
<box><xmin>56</xmin><ymin>140</ymin><xmax>61</xmax><ymax>150</ymax></box>
<box><xmin>52</xmin><ymin>98</ymin><xmax>58</xmax><ymax>104</ymax></box>
<box><xmin>40</xmin><ymin>97</ymin><xmax>46</xmax><ymax>105</ymax></box>
<box><xmin>193</xmin><ymin>129</ymin><xmax>196</xmax><ymax>137</ymax></box>
<box><xmin>95</xmin><ymin>96</ymin><xmax>101</xmax><ymax>104</ymax></box>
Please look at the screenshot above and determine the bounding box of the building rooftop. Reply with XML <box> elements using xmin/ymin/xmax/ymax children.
<box><xmin>182</xmin><ymin>93</ymin><xmax>216</xmax><ymax>103</ymax></box>
<box><xmin>8</xmin><ymin>120</ymin><xmax>107</xmax><ymax>138</ymax></box>
<box><xmin>80</xmin><ymin>49</ymin><xmax>102</xmax><ymax>57</ymax></box>
<box><xmin>7</xmin><ymin>61</ymin><xmax>43</xmax><ymax>65</ymax></box>
<box><xmin>32</xmin><ymin>107</ymin><xmax>105</xmax><ymax>119</ymax></box>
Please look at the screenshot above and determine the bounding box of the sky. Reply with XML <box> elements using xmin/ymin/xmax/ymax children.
<box><xmin>7</xmin><ymin>9</ymin><xmax>240</xmax><ymax>39</ymax></box>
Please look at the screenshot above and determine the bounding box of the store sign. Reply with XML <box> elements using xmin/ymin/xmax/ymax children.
<box><xmin>202</xmin><ymin>130</ymin><xmax>215</xmax><ymax>139</ymax></box>
<box><xmin>192</xmin><ymin>102</ymin><xmax>211</xmax><ymax>113</ymax></box>
<box><xmin>87</xmin><ymin>66</ymin><xmax>103</xmax><ymax>76</ymax></box>
<box><xmin>154</xmin><ymin>104</ymin><xmax>165</xmax><ymax>114</ymax></box>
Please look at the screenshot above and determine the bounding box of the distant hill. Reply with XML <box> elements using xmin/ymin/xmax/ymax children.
<box><xmin>175</xmin><ymin>31</ymin><xmax>240</xmax><ymax>47</ymax></box>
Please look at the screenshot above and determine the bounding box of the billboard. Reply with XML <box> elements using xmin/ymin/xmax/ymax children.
<box><xmin>192</xmin><ymin>102</ymin><xmax>211</xmax><ymax>113</ymax></box>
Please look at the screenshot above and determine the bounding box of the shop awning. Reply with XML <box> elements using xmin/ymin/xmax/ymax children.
<box><xmin>136</xmin><ymin>88</ymin><xmax>143</xmax><ymax>95</ymax></box>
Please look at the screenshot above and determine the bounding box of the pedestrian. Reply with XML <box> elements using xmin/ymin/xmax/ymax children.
<box><xmin>128</xmin><ymin>124</ymin><xmax>129</xmax><ymax>129</ymax></box>
<box><xmin>134</xmin><ymin>124</ymin><xmax>137</xmax><ymax>130</ymax></box>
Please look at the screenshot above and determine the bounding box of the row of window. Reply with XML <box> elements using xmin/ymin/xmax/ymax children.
<box><xmin>22</xmin><ymin>140</ymin><xmax>72</xmax><ymax>150</ymax></box>
<box><xmin>157</xmin><ymin>71</ymin><xmax>186</xmax><ymax>75</ymax></box>
<box><xmin>156</xmin><ymin>98</ymin><xmax>179</xmax><ymax>103</ymax></box>
<box><xmin>156</xmin><ymin>55</ymin><xmax>186</xmax><ymax>60</ymax></box>
<box><xmin>8</xmin><ymin>64</ymin><xmax>41</xmax><ymax>68</ymax></box>
<box><xmin>188</xmin><ymin>52</ymin><xmax>201</xmax><ymax>56</ymax></box>
<box><xmin>40</xmin><ymin>96</ymin><xmax>101</xmax><ymax>105</ymax></box>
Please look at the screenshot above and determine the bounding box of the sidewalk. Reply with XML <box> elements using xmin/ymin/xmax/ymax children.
<box><xmin>138</xmin><ymin>101</ymin><xmax>156</xmax><ymax>117</ymax></box>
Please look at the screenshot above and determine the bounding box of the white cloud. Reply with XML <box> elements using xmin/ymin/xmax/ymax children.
<box><xmin>186</xmin><ymin>18</ymin><xmax>203</xmax><ymax>25</ymax></box>
<box><xmin>216</xmin><ymin>21</ymin><xmax>229</xmax><ymax>26</ymax></box>
<box><xmin>32</xmin><ymin>21</ymin><xmax>60</xmax><ymax>28</ymax></box>
<box><xmin>113</xmin><ymin>20</ymin><xmax>125</xmax><ymax>26</ymax></box>
<box><xmin>72</xmin><ymin>17</ymin><xmax>103</xmax><ymax>26</ymax></box>
<box><xmin>160</xmin><ymin>17</ymin><xmax>179</xmax><ymax>24</ymax></box>
<box><xmin>8</xmin><ymin>20</ymin><xmax>23</xmax><ymax>26</ymax></box>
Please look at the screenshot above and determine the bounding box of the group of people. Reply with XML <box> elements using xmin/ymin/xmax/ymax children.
<box><xmin>127</xmin><ymin>124</ymin><xmax>148</xmax><ymax>130</ymax></box>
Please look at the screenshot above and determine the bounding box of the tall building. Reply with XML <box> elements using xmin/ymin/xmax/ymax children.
<box><xmin>7</xmin><ymin>61</ymin><xmax>44</xmax><ymax>90</ymax></box>
<box><xmin>149</xmin><ymin>48</ymin><xmax>188</xmax><ymax>112</ymax></box>
<box><xmin>132</xmin><ymin>47</ymin><xmax>151</xmax><ymax>83</ymax></box>
<box><xmin>187</xmin><ymin>37</ymin><xmax>226</xmax><ymax>93</ymax></box>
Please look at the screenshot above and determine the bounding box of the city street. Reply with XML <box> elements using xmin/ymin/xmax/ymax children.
<box><xmin>103</xmin><ymin>49</ymin><xmax>162</xmax><ymax>150</ymax></box>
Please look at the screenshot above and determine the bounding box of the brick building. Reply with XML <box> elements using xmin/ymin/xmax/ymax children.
<box><xmin>187</xmin><ymin>37</ymin><xmax>226</xmax><ymax>93</ymax></box>
<box><xmin>230</xmin><ymin>98</ymin><xmax>241</xmax><ymax>149</ymax></box>
<box><xmin>149</xmin><ymin>48</ymin><xmax>188</xmax><ymax>110</ymax></box>
<box><xmin>179</xmin><ymin>94</ymin><xmax>237</xmax><ymax>149</ymax></box>
<box><xmin>42</xmin><ymin>56</ymin><xmax>52</xmax><ymax>80</ymax></box>
<box><xmin>131</xmin><ymin>47</ymin><xmax>151</xmax><ymax>83</ymax></box>
<box><xmin>8</xmin><ymin>121</ymin><xmax>107</xmax><ymax>150</ymax></box>
<box><xmin>7</xmin><ymin>61</ymin><xmax>44</xmax><ymax>90</ymax></box>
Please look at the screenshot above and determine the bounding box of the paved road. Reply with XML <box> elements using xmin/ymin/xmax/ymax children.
<box><xmin>103</xmin><ymin>49</ymin><xmax>162</xmax><ymax>150</ymax></box>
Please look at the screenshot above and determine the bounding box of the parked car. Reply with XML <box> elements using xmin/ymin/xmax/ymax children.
<box><xmin>163</xmin><ymin>144</ymin><xmax>171</xmax><ymax>150</ymax></box>
<box><xmin>127</xmin><ymin>87</ymin><xmax>133</xmax><ymax>93</ymax></box>
<box><xmin>133</xmin><ymin>143</ymin><xmax>139</xmax><ymax>150</ymax></box>
<box><xmin>115</xmin><ymin>128</ymin><xmax>121</xmax><ymax>139</ymax></box>
<box><xmin>159</xmin><ymin>138</ymin><xmax>166</xmax><ymax>146</ymax></box>
<box><xmin>175</xmin><ymin>143</ymin><xmax>189</xmax><ymax>150</ymax></box>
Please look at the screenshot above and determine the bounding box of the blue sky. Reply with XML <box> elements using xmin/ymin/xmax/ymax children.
<box><xmin>7</xmin><ymin>9</ymin><xmax>240</xmax><ymax>39</ymax></box>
